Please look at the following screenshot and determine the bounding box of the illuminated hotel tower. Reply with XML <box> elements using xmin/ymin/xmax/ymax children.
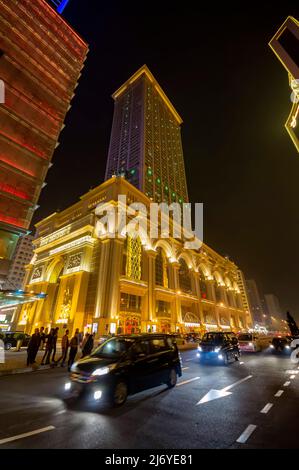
<box><xmin>105</xmin><ymin>65</ymin><xmax>189</xmax><ymax>204</ymax></box>
<box><xmin>0</xmin><ymin>0</ymin><xmax>88</xmax><ymax>284</ymax></box>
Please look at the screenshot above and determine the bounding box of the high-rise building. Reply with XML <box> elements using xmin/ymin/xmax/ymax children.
<box><xmin>0</xmin><ymin>0</ymin><xmax>88</xmax><ymax>285</ymax></box>
<box><xmin>4</xmin><ymin>234</ymin><xmax>34</xmax><ymax>290</ymax></box>
<box><xmin>105</xmin><ymin>65</ymin><xmax>189</xmax><ymax>204</ymax></box>
<box><xmin>264</xmin><ymin>294</ymin><xmax>283</xmax><ymax>321</ymax></box>
<box><xmin>269</xmin><ymin>16</ymin><xmax>299</xmax><ymax>152</ymax></box>
<box><xmin>245</xmin><ymin>279</ymin><xmax>265</xmax><ymax>325</ymax></box>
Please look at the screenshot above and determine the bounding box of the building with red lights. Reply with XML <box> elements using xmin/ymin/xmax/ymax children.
<box><xmin>0</xmin><ymin>0</ymin><xmax>88</xmax><ymax>285</ymax></box>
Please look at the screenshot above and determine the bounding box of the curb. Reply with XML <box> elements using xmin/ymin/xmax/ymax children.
<box><xmin>0</xmin><ymin>364</ymin><xmax>52</xmax><ymax>377</ymax></box>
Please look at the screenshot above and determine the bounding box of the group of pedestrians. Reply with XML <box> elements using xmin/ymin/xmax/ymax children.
<box><xmin>26</xmin><ymin>327</ymin><xmax>94</xmax><ymax>371</ymax></box>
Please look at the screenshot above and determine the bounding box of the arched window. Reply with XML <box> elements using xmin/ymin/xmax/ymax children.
<box><xmin>178</xmin><ymin>258</ymin><xmax>192</xmax><ymax>293</ymax></box>
<box><xmin>199</xmin><ymin>274</ymin><xmax>208</xmax><ymax>299</ymax></box>
<box><xmin>155</xmin><ymin>247</ymin><xmax>168</xmax><ymax>287</ymax></box>
<box><xmin>125</xmin><ymin>235</ymin><xmax>142</xmax><ymax>280</ymax></box>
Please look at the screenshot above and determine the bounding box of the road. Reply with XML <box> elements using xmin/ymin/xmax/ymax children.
<box><xmin>0</xmin><ymin>349</ymin><xmax>298</xmax><ymax>449</ymax></box>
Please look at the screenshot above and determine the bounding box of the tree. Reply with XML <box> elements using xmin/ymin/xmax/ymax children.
<box><xmin>286</xmin><ymin>311</ymin><xmax>299</xmax><ymax>336</ymax></box>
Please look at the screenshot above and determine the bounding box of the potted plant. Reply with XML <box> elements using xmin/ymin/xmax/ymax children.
<box><xmin>15</xmin><ymin>332</ymin><xmax>26</xmax><ymax>351</ymax></box>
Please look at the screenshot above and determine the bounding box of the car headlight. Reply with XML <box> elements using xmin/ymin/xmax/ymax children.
<box><xmin>249</xmin><ymin>342</ymin><xmax>253</xmax><ymax>347</ymax></box>
<box><xmin>198</xmin><ymin>346</ymin><xmax>202</xmax><ymax>351</ymax></box>
<box><xmin>214</xmin><ymin>347</ymin><xmax>220</xmax><ymax>353</ymax></box>
<box><xmin>285</xmin><ymin>345</ymin><xmax>290</xmax><ymax>349</ymax></box>
<box><xmin>91</xmin><ymin>364</ymin><xmax>116</xmax><ymax>376</ymax></box>
<box><xmin>270</xmin><ymin>344</ymin><xmax>274</xmax><ymax>349</ymax></box>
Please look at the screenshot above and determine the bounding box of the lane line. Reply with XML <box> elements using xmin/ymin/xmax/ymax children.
<box><xmin>274</xmin><ymin>390</ymin><xmax>284</xmax><ymax>397</ymax></box>
<box><xmin>182</xmin><ymin>367</ymin><xmax>189</xmax><ymax>370</ymax></box>
<box><xmin>0</xmin><ymin>426</ymin><xmax>55</xmax><ymax>445</ymax></box>
<box><xmin>185</xmin><ymin>359</ymin><xmax>192</xmax><ymax>362</ymax></box>
<box><xmin>239</xmin><ymin>362</ymin><xmax>244</xmax><ymax>365</ymax></box>
<box><xmin>236</xmin><ymin>424</ymin><xmax>257</xmax><ymax>444</ymax></box>
<box><xmin>260</xmin><ymin>403</ymin><xmax>273</xmax><ymax>414</ymax></box>
<box><xmin>177</xmin><ymin>377</ymin><xmax>200</xmax><ymax>387</ymax></box>
<box><xmin>283</xmin><ymin>381</ymin><xmax>291</xmax><ymax>387</ymax></box>
<box><xmin>286</xmin><ymin>370</ymin><xmax>298</xmax><ymax>374</ymax></box>
<box><xmin>290</xmin><ymin>375</ymin><xmax>295</xmax><ymax>379</ymax></box>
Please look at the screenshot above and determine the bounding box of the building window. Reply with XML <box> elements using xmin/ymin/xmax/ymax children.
<box><xmin>178</xmin><ymin>258</ymin><xmax>192</xmax><ymax>293</ymax></box>
<box><xmin>120</xmin><ymin>293</ymin><xmax>141</xmax><ymax>312</ymax></box>
<box><xmin>125</xmin><ymin>235</ymin><xmax>142</xmax><ymax>280</ymax></box>
<box><xmin>156</xmin><ymin>300</ymin><xmax>171</xmax><ymax>317</ymax></box>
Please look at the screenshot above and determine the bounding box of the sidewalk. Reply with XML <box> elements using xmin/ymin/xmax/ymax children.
<box><xmin>0</xmin><ymin>347</ymin><xmax>63</xmax><ymax>377</ymax></box>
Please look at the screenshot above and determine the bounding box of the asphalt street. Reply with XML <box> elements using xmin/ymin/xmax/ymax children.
<box><xmin>0</xmin><ymin>349</ymin><xmax>298</xmax><ymax>449</ymax></box>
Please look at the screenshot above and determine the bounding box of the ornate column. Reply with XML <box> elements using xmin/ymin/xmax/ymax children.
<box><xmin>170</xmin><ymin>262</ymin><xmax>182</xmax><ymax>327</ymax></box>
<box><xmin>146</xmin><ymin>249</ymin><xmax>156</xmax><ymax>323</ymax></box>
<box><xmin>191</xmin><ymin>271</ymin><xmax>201</xmax><ymax>322</ymax></box>
<box><xmin>106</xmin><ymin>238</ymin><xmax>124</xmax><ymax>320</ymax></box>
<box><xmin>94</xmin><ymin>238</ymin><xmax>112</xmax><ymax>323</ymax></box>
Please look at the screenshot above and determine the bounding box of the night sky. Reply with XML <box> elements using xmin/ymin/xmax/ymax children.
<box><xmin>35</xmin><ymin>1</ymin><xmax>299</xmax><ymax>317</ymax></box>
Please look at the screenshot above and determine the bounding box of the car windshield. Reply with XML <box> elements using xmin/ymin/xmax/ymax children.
<box><xmin>238</xmin><ymin>334</ymin><xmax>252</xmax><ymax>341</ymax></box>
<box><xmin>91</xmin><ymin>337</ymin><xmax>134</xmax><ymax>359</ymax></box>
<box><xmin>202</xmin><ymin>333</ymin><xmax>223</xmax><ymax>343</ymax></box>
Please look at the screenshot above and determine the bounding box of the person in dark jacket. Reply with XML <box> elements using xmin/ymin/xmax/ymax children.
<box><xmin>27</xmin><ymin>328</ymin><xmax>41</xmax><ymax>366</ymax></box>
<box><xmin>82</xmin><ymin>333</ymin><xmax>94</xmax><ymax>357</ymax></box>
<box><xmin>55</xmin><ymin>329</ymin><xmax>69</xmax><ymax>367</ymax></box>
<box><xmin>41</xmin><ymin>328</ymin><xmax>55</xmax><ymax>365</ymax></box>
<box><xmin>51</xmin><ymin>327</ymin><xmax>59</xmax><ymax>362</ymax></box>
<box><xmin>39</xmin><ymin>326</ymin><xmax>46</xmax><ymax>350</ymax></box>
<box><xmin>68</xmin><ymin>332</ymin><xmax>79</xmax><ymax>371</ymax></box>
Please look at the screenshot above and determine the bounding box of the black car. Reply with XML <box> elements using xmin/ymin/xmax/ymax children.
<box><xmin>64</xmin><ymin>334</ymin><xmax>182</xmax><ymax>407</ymax></box>
<box><xmin>270</xmin><ymin>336</ymin><xmax>292</xmax><ymax>353</ymax></box>
<box><xmin>2</xmin><ymin>332</ymin><xmax>31</xmax><ymax>350</ymax></box>
<box><xmin>197</xmin><ymin>332</ymin><xmax>240</xmax><ymax>364</ymax></box>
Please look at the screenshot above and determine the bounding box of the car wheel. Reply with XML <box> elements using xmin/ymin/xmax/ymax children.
<box><xmin>5</xmin><ymin>342</ymin><xmax>12</xmax><ymax>350</ymax></box>
<box><xmin>167</xmin><ymin>368</ymin><xmax>177</xmax><ymax>388</ymax></box>
<box><xmin>112</xmin><ymin>381</ymin><xmax>128</xmax><ymax>407</ymax></box>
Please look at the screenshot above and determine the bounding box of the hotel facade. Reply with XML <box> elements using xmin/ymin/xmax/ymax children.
<box><xmin>16</xmin><ymin>176</ymin><xmax>252</xmax><ymax>336</ymax></box>
<box><xmin>16</xmin><ymin>65</ymin><xmax>252</xmax><ymax>336</ymax></box>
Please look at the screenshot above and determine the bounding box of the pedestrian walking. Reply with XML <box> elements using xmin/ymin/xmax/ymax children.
<box><xmin>82</xmin><ymin>333</ymin><xmax>94</xmax><ymax>357</ymax></box>
<box><xmin>68</xmin><ymin>332</ymin><xmax>79</xmax><ymax>371</ymax></box>
<box><xmin>39</xmin><ymin>326</ymin><xmax>46</xmax><ymax>350</ymax></box>
<box><xmin>55</xmin><ymin>329</ymin><xmax>69</xmax><ymax>367</ymax></box>
<box><xmin>27</xmin><ymin>328</ymin><xmax>41</xmax><ymax>366</ymax></box>
<box><xmin>41</xmin><ymin>328</ymin><xmax>55</xmax><ymax>365</ymax></box>
<box><xmin>51</xmin><ymin>327</ymin><xmax>59</xmax><ymax>362</ymax></box>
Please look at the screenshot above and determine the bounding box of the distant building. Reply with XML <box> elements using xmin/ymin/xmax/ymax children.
<box><xmin>264</xmin><ymin>294</ymin><xmax>283</xmax><ymax>323</ymax></box>
<box><xmin>245</xmin><ymin>279</ymin><xmax>266</xmax><ymax>325</ymax></box>
<box><xmin>105</xmin><ymin>65</ymin><xmax>188</xmax><ymax>205</ymax></box>
<box><xmin>4</xmin><ymin>234</ymin><xmax>34</xmax><ymax>290</ymax></box>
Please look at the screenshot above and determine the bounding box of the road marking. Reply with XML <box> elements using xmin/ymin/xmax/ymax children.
<box><xmin>182</xmin><ymin>367</ymin><xmax>189</xmax><ymax>370</ymax></box>
<box><xmin>185</xmin><ymin>359</ymin><xmax>192</xmax><ymax>362</ymax></box>
<box><xmin>290</xmin><ymin>375</ymin><xmax>295</xmax><ymax>379</ymax></box>
<box><xmin>274</xmin><ymin>390</ymin><xmax>284</xmax><ymax>397</ymax></box>
<box><xmin>55</xmin><ymin>409</ymin><xmax>66</xmax><ymax>415</ymax></box>
<box><xmin>177</xmin><ymin>377</ymin><xmax>200</xmax><ymax>387</ymax></box>
<box><xmin>196</xmin><ymin>375</ymin><xmax>252</xmax><ymax>405</ymax></box>
<box><xmin>239</xmin><ymin>362</ymin><xmax>244</xmax><ymax>365</ymax></box>
<box><xmin>236</xmin><ymin>424</ymin><xmax>257</xmax><ymax>444</ymax></box>
<box><xmin>283</xmin><ymin>381</ymin><xmax>290</xmax><ymax>387</ymax></box>
<box><xmin>260</xmin><ymin>403</ymin><xmax>273</xmax><ymax>414</ymax></box>
<box><xmin>0</xmin><ymin>426</ymin><xmax>55</xmax><ymax>445</ymax></box>
<box><xmin>286</xmin><ymin>370</ymin><xmax>298</xmax><ymax>374</ymax></box>
<box><xmin>222</xmin><ymin>375</ymin><xmax>252</xmax><ymax>392</ymax></box>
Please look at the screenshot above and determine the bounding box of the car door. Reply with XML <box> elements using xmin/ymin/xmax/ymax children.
<box><xmin>148</xmin><ymin>337</ymin><xmax>171</xmax><ymax>385</ymax></box>
<box><xmin>129</xmin><ymin>340</ymin><xmax>156</xmax><ymax>393</ymax></box>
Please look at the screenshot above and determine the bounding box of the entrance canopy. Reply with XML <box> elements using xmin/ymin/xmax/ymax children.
<box><xmin>0</xmin><ymin>290</ymin><xmax>47</xmax><ymax>309</ymax></box>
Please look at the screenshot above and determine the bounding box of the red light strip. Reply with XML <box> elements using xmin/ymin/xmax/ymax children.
<box><xmin>0</xmin><ymin>130</ymin><xmax>47</xmax><ymax>159</ymax></box>
<box><xmin>0</xmin><ymin>155</ymin><xmax>36</xmax><ymax>178</ymax></box>
<box><xmin>0</xmin><ymin>182</ymin><xmax>29</xmax><ymax>200</ymax></box>
<box><xmin>0</xmin><ymin>214</ymin><xmax>25</xmax><ymax>228</ymax></box>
